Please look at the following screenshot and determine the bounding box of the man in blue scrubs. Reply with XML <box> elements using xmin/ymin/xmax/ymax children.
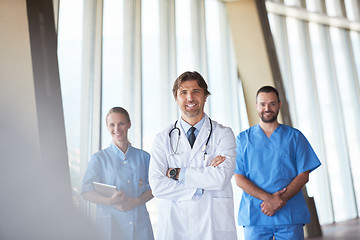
<box><xmin>234</xmin><ymin>86</ymin><xmax>321</xmax><ymax>240</ymax></box>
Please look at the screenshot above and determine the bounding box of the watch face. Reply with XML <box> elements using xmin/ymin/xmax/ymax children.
<box><xmin>170</xmin><ymin>169</ymin><xmax>176</xmax><ymax>177</ymax></box>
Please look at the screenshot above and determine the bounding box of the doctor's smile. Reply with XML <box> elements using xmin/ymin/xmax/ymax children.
<box><xmin>186</xmin><ymin>103</ymin><xmax>197</xmax><ymax>108</ymax></box>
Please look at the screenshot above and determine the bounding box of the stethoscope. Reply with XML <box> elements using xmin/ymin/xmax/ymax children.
<box><xmin>169</xmin><ymin>118</ymin><xmax>213</xmax><ymax>156</ymax></box>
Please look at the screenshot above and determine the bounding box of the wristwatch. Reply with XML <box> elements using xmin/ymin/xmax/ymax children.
<box><xmin>169</xmin><ymin>168</ymin><xmax>180</xmax><ymax>180</ymax></box>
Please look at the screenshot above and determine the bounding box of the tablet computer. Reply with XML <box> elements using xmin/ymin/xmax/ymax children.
<box><xmin>93</xmin><ymin>182</ymin><xmax>117</xmax><ymax>198</ymax></box>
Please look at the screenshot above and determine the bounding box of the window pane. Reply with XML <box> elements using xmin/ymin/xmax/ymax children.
<box><xmin>204</xmin><ymin>0</ymin><xmax>244</xmax><ymax>133</ymax></box>
<box><xmin>175</xmin><ymin>0</ymin><xmax>195</xmax><ymax>73</ymax></box>
<box><xmin>286</xmin><ymin>17</ymin><xmax>331</xmax><ymax>223</ymax></box>
<box><xmin>349</xmin><ymin>29</ymin><xmax>360</xmax><ymax>216</ymax></box>
<box><xmin>58</xmin><ymin>0</ymin><xmax>84</xmax><ymax>208</ymax></box>
<box><xmin>329</xmin><ymin>26</ymin><xmax>359</xmax><ymax>220</ymax></box>
<box><xmin>205</xmin><ymin>0</ymin><xmax>226</xmax><ymax>122</ymax></box>
<box><xmin>268</xmin><ymin>1</ymin><xmax>360</xmax><ymax>224</ymax></box>
<box><xmin>101</xmin><ymin>0</ymin><xmax>124</xmax><ymax>148</ymax></box>
<box><xmin>308</xmin><ymin>22</ymin><xmax>345</xmax><ymax>224</ymax></box>
<box><xmin>141</xmin><ymin>0</ymin><xmax>161</xmax><ymax>232</ymax></box>
<box><xmin>142</xmin><ymin>0</ymin><xmax>161</xmax><ymax>152</ymax></box>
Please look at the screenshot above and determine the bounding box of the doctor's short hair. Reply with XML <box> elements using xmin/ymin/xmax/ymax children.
<box><xmin>172</xmin><ymin>71</ymin><xmax>211</xmax><ymax>99</ymax></box>
<box><xmin>256</xmin><ymin>86</ymin><xmax>280</xmax><ymax>102</ymax></box>
<box><xmin>106</xmin><ymin>107</ymin><xmax>131</xmax><ymax>123</ymax></box>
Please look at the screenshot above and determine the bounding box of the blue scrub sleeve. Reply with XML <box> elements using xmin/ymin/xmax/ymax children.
<box><xmin>295</xmin><ymin>132</ymin><xmax>321</xmax><ymax>174</ymax></box>
<box><xmin>234</xmin><ymin>133</ymin><xmax>245</xmax><ymax>175</ymax></box>
<box><xmin>142</xmin><ymin>151</ymin><xmax>152</xmax><ymax>192</ymax></box>
<box><xmin>81</xmin><ymin>155</ymin><xmax>101</xmax><ymax>194</ymax></box>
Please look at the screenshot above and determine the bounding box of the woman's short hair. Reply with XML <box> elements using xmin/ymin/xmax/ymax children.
<box><xmin>106</xmin><ymin>107</ymin><xmax>130</xmax><ymax>123</ymax></box>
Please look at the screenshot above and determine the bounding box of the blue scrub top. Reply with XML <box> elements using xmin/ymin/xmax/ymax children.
<box><xmin>235</xmin><ymin>124</ymin><xmax>321</xmax><ymax>226</ymax></box>
<box><xmin>82</xmin><ymin>143</ymin><xmax>154</xmax><ymax>240</ymax></box>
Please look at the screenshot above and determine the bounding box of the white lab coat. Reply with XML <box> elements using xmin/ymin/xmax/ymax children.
<box><xmin>149</xmin><ymin>114</ymin><xmax>237</xmax><ymax>240</ymax></box>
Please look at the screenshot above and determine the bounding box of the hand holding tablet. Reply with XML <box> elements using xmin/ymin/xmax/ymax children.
<box><xmin>93</xmin><ymin>182</ymin><xmax>117</xmax><ymax>198</ymax></box>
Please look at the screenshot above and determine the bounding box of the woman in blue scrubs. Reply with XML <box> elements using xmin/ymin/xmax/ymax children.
<box><xmin>82</xmin><ymin>107</ymin><xmax>154</xmax><ymax>240</ymax></box>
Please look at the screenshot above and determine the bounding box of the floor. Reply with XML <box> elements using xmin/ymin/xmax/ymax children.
<box><xmin>308</xmin><ymin>218</ymin><xmax>360</xmax><ymax>240</ymax></box>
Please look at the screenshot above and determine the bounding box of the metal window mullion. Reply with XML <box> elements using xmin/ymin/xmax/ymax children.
<box><xmin>92</xmin><ymin>0</ymin><xmax>103</xmax><ymax>153</ymax></box>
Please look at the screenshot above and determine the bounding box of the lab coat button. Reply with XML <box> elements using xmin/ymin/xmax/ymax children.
<box><xmin>129</xmin><ymin>221</ymin><xmax>133</xmax><ymax>225</ymax></box>
<box><xmin>124</xmin><ymin>161</ymin><xmax>127</xmax><ymax>164</ymax></box>
<box><xmin>127</xmin><ymin>180</ymin><xmax>131</xmax><ymax>183</ymax></box>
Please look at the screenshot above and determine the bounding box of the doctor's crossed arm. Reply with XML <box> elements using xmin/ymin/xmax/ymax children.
<box><xmin>149</xmin><ymin>122</ymin><xmax>236</xmax><ymax>199</ymax></box>
<box><xmin>149</xmin><ymin>134</ymin><xmax>199</xmax><ymax>201</ymax></box>
<box><xmin>179</xmin><ymin>126</ymin><xmax>236</xmax><ymax>191</ymax></box>
<box><xmin>166</xmin><ymin>155</ymin><xmax>226</xmax><ymax>179</ymax></box>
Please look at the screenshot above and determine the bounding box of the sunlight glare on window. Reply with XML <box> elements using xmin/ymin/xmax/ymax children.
<box><xmin>102</xmin><ymin>0</ymin><xmax>125</xmax><ymax>148</ymax></box>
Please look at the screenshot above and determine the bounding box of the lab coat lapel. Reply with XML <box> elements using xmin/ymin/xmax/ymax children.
<box><xmin>190</xmin><ymin>115</ymin><xmax>211</xmax><ymax>161</ymax></box>
<box><xmin>177</xmin><ymin>117</ymin><xmax>192</xmax><ymax>152</ymax></box>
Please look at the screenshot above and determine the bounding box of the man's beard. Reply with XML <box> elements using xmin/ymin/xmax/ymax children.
<box><xmin>260</xmin><ymin>111</ymin><xmax>278</xmax><ymax>123</ymax></box>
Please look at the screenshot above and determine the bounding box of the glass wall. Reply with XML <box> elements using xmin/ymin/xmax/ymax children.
<box><xmin>58</xmin><ymin>0</ymin><xmax>360</xmax><ymax>236</ymax></box>
<box><xmin>267</xmin><ymin>0</ymin><xmax>360</xmax><ymax>224</ymax></box>
<box><xmin>57</xmin><ymin>0</ymin><xmax>85</xmax><ymax>209</ymax></box>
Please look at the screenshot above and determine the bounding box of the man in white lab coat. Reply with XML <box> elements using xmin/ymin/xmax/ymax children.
<box><xmin>149</xmin><ymin>71</ymin><xmax>237</xmax><ymax>240</ymax></box>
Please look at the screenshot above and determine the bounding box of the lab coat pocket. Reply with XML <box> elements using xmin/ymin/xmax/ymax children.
<box><xmin>168</xmin><ymin>152</ymin><xmax>185</xmax><ymax>166</ymax></box>
<box><xmin>212</xmin><ymin>197</ymin><xmax>235</xmax><ymax>232</ymax></box>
